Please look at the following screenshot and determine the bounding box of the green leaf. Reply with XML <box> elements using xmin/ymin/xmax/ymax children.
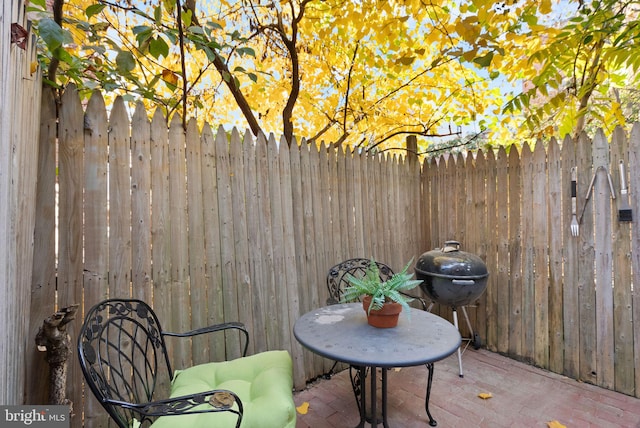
<box><xmin>116</xmin><ymin>50</ymin><xmax>136</xmax><ymax>74</ymax></box>
<box><xmin>237</xmin><ymin>47</ymin><xmax>256</xmax><ymax>57</ymax></box>
<box><xmin>207</xmin><ymin>21</ymin><xmax>223</xmax><ymax>31</ymax></box>
<box><xmin>473</xmin><ymin>51</ymin><xmax>494</xmax><ymax>68</ymax></box>
<box><xmin>154</xmin><ymin>5</ymin><xmax>162</xmax><ymax>24</ymax></box>
<box><xmin>27</xmin><ymin>0</ymin><xmax>46</xmax><ymax>12</ymax></box>
<box><xmin>149</xmin><ymin>37</ymin><xmax>169</xmax><ymax>59</ymax></box>
<box><xmin>182</xmin><ymin>9</ymin><xmax>192</xmax><ymax>28</ymax></box>
<box><xmin>86</xmin><ymin>4</ymin><xmax>106</xmax><ymax>19</ymax></box>
<box><xmin>38</xmin><ymin>18</ymin><xmax>65</xmax><ymax>51</ymax></box>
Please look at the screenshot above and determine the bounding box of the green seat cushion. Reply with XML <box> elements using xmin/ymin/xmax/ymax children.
<box><xmin>149</xmin><ymin>350</ymin><xmax>296</xmax><ymax>428</ymax></box>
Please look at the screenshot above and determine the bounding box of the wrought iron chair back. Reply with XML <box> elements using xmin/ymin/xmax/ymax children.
<box><xmin>326</xmin><ymin>258</ymin><xmax>395</xmax><ymax>305</ymax></box>
<box><xmin>78</xmin><ymin>299</ymin><xmax>248</xmax><ymax>427</ymax></box>
<box><xmin>78</xmin><ymin>299</ymin><xmax>170</xmax><ymax>426</ymax></box>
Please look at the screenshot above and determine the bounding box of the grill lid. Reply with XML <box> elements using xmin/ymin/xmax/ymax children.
<box><xmin>415</xmin><ymin>241</ymin><xmax>488</xmax><ymax>279</ymax></box>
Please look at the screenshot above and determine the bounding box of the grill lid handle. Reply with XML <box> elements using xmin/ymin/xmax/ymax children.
<box><xmin>452</xmin><ymin>279</ymin><xmax>476</xmax><ymax>286</ymax></box>
<box><xmin>442</xmin><ymin>240</ymin><xmax>460</xmax><ymax>253</ymax></box>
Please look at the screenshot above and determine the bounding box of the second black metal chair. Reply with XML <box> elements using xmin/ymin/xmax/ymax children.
<box><xmin>325</xmin><ymin>258</ymin><xmax>427</xmax><ymax>422</ymax></box>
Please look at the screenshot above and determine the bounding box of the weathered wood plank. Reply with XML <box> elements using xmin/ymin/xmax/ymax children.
<box><xmin>150</xmin><ymin>109</ymin><xmax>172</xmax><ymax>356</ymax></box>
<box><xmin>593</xmin><ymin>129</ymin><xmax>615</xmax><ymax>389</ymax></box>
<box><xmin>229</xmin><ymin>129</ymin><xmax>252</xmax><ymax>358</ymax></box>
<box><xmin>561</xmin><ymin>135</ymin><xmax>579</xmax><ymax>379</ymax></box>
<box><xmin>470</xmin><ymin>153</ymin><xmax>484</xmax><ymax>342</ymax></box>
<box><xmin>577</xmin><ymin>131</ymin><xmax>597</xmax><ymax>385</ymax></box>
<box><xmin>278</xmin><ymin>138</ymin><xmax>306</xmax><ymax>389</ymax></box>
<box><xmin>268</xmin><ymin>134</ymin><xmax>288</xmax><ymax>352</ymax></box>
<box><xmin>520</xmin><ymin>143</ymin><xmax>535</xmax><ymax>363</ymax></box>
<box><xmin>508</xmin><ymin>146</ymin><xmax>523</xmax><ymax>357</ymax></box>
<box><xmin>201</xmin><ymin>124</ymin><xmax>226</xmax><ymax>361</ymax></box>
<box><xmin>242</xmin><ymin>131</ymin><xmax>264</xmax><ymax>355</ymax></box>
<box><xmin>547</xmin><ymin>137</ymin><xmax>564</xmax><ymax>374</ymax></box>
<box><xmin>185</xmin><ymin>119</ymin><xmax>208</xmax><ymax>365</ymax></box>
<box><xmin>168</xmin><ymin>114</ymin><xmax>191</xmax><ymax>367</ymax></box>
<box><xmin>628</xmin><ymin>122</ymin><xmax>640</xmax><ymax>398</ymax></box>
<box><xmin>57</xmin><ymin>84</ymin><xmax>85</xmax><ymax>419</ymax></box>
<box><xmin>495</xmin><ymin>147</ymin><xmax>510</xmax><ymax>354</ymax></box>
<box><xmin>484</xmin><ymin>150</ymin><xmax>498</xmax><ymax>352</ymax></box>
<box><xmin>532</xmin><ymin>140</ymin><xmax>549</xmax><ymax>368</ymax></box>
<box><xmin>27</xmin><ymin>87</ymin><xmax>58</xmax><ymax>405</ymax></box>
<box><xmin>108</xmin><ymin>97</ymin><xmax>132</xmax><ymax>299</ymax></box>
<box><xmin>610</xmin><ymin>126</ymin><xmax>634</xmax><ymax>395</ymax></box>
<box><xmin>131</xmin><ymin>103</ymin><xmax>152</xmax><ymax>303</ymax></box>
<box><xmin>81</xmin><ymin>90</ymin><xmax>110</xmax><ymax>426</ymax></box>
<box><xmin>255</xmin><ymin>133</ymin><xmax>276</xmax><ymax>350</ymax></box>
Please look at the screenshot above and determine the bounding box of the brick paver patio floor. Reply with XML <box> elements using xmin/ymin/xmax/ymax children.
<box><xmin>294</xmin><ymin>348</ymin><xmax>640</xmax><ymax>427</ymax></box>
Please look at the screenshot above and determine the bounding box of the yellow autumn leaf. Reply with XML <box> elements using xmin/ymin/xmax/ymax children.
<box><xmin>296</xmin><ymin>402</ymin><xmax>309</xmax><ymax>415</ymax></box>
<box><xmin>161</xmin><ymin>69</ymin><xmax>179</xmax><ymax>86</ymax></box>
<box><xmin>547</xmin><ymin>420</ymin><xmax>566</xmax><ymax>428</ymax></box>
<box><xmin>478</xmin><ymin>392</ymin><xmax>492</xmax><ymax>399</ymax></box>
<box><xmin>30</xmin><ymin>62</ymin><xmax>38</xmax><ymax>74</ymax></box>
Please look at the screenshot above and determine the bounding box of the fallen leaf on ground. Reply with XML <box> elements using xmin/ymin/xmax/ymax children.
<box><xmin>477</xmin><ymin>392</ymin><xmax>492</xmax><ymax>399</ymax></box>
<box><xmin>296</xmin><ymin>402</ymin><xmax>309</xmax><ymax>415</ymax></box>
<box><xmin>547</xmin><ymin>421</ymin><xmax>566</xmax><ymax>428</ymax></box>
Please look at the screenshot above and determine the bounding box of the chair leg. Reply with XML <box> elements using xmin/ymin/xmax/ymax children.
<box><xmin>350</xmin><ymin>365</ymin><xmax>368</xmax><ymax>425</ymax></box>
<box><xmin>424</xmin><ymin>362</ymin><xmax>437</xmax><ymax>426</ymax></box>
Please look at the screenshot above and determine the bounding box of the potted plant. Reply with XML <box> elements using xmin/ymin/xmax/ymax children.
<box><xmin>340</xmin><ymin>258</ymin><xmax>423</xmax><ymax>328</ymax></box>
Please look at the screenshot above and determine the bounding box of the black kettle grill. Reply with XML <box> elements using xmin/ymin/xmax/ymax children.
<box><xmin>415</xmin><ymin>241</ymin><xmax>489</xmax><ymax>377</ymax></box>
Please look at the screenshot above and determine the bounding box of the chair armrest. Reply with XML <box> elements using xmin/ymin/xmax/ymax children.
<box><xmin>162</xmin><ymin>322</ymin><xmax>249</xmax><ymax>356</ymax></box>
<box><xmin>400</xmin><ymin>291</ymin><xmax>428</xmax><ymax>311</ymax></box>
<box><xmin>108</xmin><ymin>389</ymin><xmax>244</xmax><ymax>428</ymax></box>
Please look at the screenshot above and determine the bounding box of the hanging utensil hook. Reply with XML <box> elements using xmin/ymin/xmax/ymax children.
<box><xmin>578</xmin><ymin>166</ymin><xmax>616</xmax><ymax>224</ymax></box>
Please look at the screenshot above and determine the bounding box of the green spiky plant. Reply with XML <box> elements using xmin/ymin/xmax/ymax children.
<box><xmin>340</xmin><ymin>258</ymin><xmax>423</xmax><ymax>316</ymax></box>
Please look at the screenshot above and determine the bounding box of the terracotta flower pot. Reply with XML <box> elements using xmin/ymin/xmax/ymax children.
<box><xmin>362</xmin><ymin>295</ymin><xmax>402</xmax><ymax>328</ymax></box>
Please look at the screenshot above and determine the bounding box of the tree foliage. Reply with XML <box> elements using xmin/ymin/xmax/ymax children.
<box><xmin>29</xmin><ymin>0</ymin><xmax>640</xmax><ymax>153</ymax></box>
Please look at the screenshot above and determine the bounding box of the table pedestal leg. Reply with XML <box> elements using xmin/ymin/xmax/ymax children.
<box><xmin>351</xmin><ymin>366</ymin><xmax>389</xmax><ymax>428</ymax></box>
<box><xmin>424</xmin><ymin>362</ymin><xmax>437</xmax><ymax>426</ymax></box>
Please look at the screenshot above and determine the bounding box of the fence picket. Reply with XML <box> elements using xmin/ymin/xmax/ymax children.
<box><xmin>131</xmin><ymin>102</ymin><xmax>152</xmax><ymax>303</ymax></box>
<box><xmin>593</xmin><ymin>129</ymin><xmax>615</xmax><ymax>389</ymax></box>
<box><xmin>168</xmin><ymin>114</ymin><xmax>191</xmax><ymax>366</ymax></box>
<box><xmin>57</xmin><ymin>84</ymin><xmax>85</xmax><ymax>415</ymax></box>
<box><xmin>27</xmin><ymin>88</ymin><xmax>57</xmax><ymax>405</ymax></box>
<box><xmin>495</xmin><ymin>147</ymin><xmax>509</xmax><ymax>354</ymax></box>
<box><xmin>508</xmin><ymin>146</ymin><xmax>523</xmax><ymax>357</ymax></box>
<box><xmin>577</xmin><ymin>131</ymin><xmax>597</xmax><ymax>384</ymax></box>
<box><xmin>611</xmin><ymin>126</ymin><xmax>634</xmax><ymax>395</ymax></box>
<box><xmin>547</xmin><ymin>137</ymin><xmax>564</xmax><ymax>374</ymax></box>
<box><xmin>186</xmin><ymin>118</ymin><xmax>208</xmax><ymax>365</ymax></box>
<box><xmin>533</xmin><ymin>141</ymin><xmax>549</xmax><ymax>368</ymax></box>
<box><xmin>629</xmin><ymin>123</ymin><xmax>640</xmax><ymax>396</ymax></box>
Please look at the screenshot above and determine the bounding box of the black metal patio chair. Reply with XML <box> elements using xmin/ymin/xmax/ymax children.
<box><xmin>326</xmin><ymin>257</ymin><xmax>426</xmax><ymax>309</ymax></box>
<box><xmin>78</xmin><ymin>298</ymin><xmax>296</xmax><ymax>428</ymax></box>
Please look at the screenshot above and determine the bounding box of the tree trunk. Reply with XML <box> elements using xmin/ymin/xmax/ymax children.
<box><xmin>35</xmin><ymin>304</ymin><xmax>79</xmax><ymax>408</ymax></box>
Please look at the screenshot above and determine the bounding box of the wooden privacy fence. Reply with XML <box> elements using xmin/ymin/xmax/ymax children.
<box><xmin>29</xmin><ymin>85</ymin><xmax>640</xmax><ymax>425</ymax></box>
<box><xmin>29</xmin><ymin>85</ymin><xmax>426</xmax><ymax>425</ymax></box>
<box><xmin>423</xmin><ymin>126</ymin><xmax>640</xmax><ymax>399</ymax></box>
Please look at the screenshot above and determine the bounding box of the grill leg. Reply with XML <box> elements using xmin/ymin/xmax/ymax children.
<box><xmin>452</xmin><ymin>308</ymin><xmax>464</xmax><ymax>377</ymax></box>
<box><xmin>461</xmin><ymin>306</ymin><xmax>474</xmax><ymax>336</ymax></box>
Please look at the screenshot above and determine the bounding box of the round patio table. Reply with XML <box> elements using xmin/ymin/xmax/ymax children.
<box><xmin>293</xmin><ymin>303</ymin><xmax>461</xmax><ymax>427</ymax></box>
